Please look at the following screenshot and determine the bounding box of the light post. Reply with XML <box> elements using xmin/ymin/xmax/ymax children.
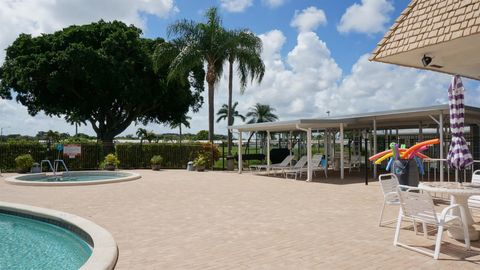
<box><xmin>0</xmin><ymin>126</ymin><xmax>10</xmax><ymax>137</ymax></box>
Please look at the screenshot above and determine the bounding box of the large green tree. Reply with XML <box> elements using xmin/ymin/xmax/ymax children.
<box><xmin>0</xmin><ymin>20</ymin><xmax>204</xmax><ymax>154</ymax></box>
<box><xmin>164</xmin><ymin>7</ymin><xmax>228</xmax><ymax>144</ymax></box>
<box><xmin>224</xmin><ymin>30</ymin><xmax>265</xmax><ymax>157</ymax></box>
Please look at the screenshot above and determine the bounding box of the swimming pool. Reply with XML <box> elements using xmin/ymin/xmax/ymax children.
<box><xmin>0</xmin><ymin>212</ymin><xmax>91</xmax><ymax>269</ymax></box>
<box><xmin>6</xmin><ymin>171</ymin><xmax>141</xmax><ymax>186</ymax></box>
<box><xmin>0</xmin><ymin>202</ymin><xmax>118</xmax><ymax>270</ymax></box>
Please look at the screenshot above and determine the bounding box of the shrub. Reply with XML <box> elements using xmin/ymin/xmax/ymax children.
<box><xmin>100</xmin><ymin>153</ymin><xmax>120</xmax><ymax>169</ymax></box>
<box><xmin>193</xmin><ymin>154</ymin><xmax>207</xmax><ymax>167</ymax></box>
<box><xmin>198</xmin><ymin>143</ymin><xmax>220</xmax><ymax>169</ymax></box>
<box><xmin>15</xmin><ymin>154</ymin><xmax>34</xmax><ymax>173</ymax></box>
<box><xmin>150</xmin><ymin>155</ymin><xmax>163</xmax><ymax>165</ymax></box>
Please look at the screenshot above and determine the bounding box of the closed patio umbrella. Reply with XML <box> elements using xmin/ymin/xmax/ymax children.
<box><xmin>447</xmin><ymin>75</ymin><xmax>473</xmax><ymax>171</ymax></box>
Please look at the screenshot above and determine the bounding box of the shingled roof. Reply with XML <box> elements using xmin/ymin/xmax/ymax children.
<box><xmin>370</xmin><ymin>0</ymin><xmax>480</xmax><ymax>61</ymax></box>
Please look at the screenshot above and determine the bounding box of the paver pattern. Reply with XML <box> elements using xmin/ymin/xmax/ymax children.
<box><xmin>1</xmin><ymin>170</ymin><xmax>479</xmax><ymax>269</ymax></box>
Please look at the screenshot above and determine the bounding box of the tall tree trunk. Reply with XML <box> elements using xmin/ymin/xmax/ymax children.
<box><xmin>206</xmin><ymin>63</ymin><xmax>216</xmax><ymax>169</ymax></box>
<box><xmin>101</xmin><ymin>136</ymin><xmax>115</xmax><ymax>156</ymax></box>
<box><xmin>227</xmin><ymin>59</ymin><xmax>234</xmax><ymax>156</ymax></box>
<box><xmin>179</xmin><ymin>125</ymin><xmax>182</xmax><ymax>144</ymax></box>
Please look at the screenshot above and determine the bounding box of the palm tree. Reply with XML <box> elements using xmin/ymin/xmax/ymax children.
<box><xmin>144</xmin><ymin>131</ymin><xmax>156</xmax><ymax>143</ymax></box>
<box><xmin>170</xmin><ymin>115</ymin><xmax>191</xmax><ymax>144</ymax></box>
<box><xmin>224</xmin><ymin>30</ymin><xmax>265</xmax><ymax>156</ymax></box>
<box><xmin>136</xmin><ymin>128</ymin><xmax>148</xmax><ymax>144</ymax></box>
<box><xmin>246</xmin><ymin>103</ymin><xmax>278</xmax><ymax>124</ymax></box>
<box><xmin>216</xmin><ymin>102</ymin><xmax>245</xmax><ymax>124</ymax></box>
<box><xmin>166</xmin><ymin>7</ymin><xmax>229</xmax><ymax>144</ymax></box>
<box><xmin>245</xmin><ymin>103</ymin><xmax>279</xmax><ymax>153</ymax></box>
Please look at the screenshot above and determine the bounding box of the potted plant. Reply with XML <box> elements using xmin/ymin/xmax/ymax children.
<box><xmin>15</xmin><ymin>154</ymin><xmax>34</xmax><ymax>173</ymax></box>
<box><xmin>102</xmin><ymin>153</ymin><xmax>120</xmax><ymax>171</ymax></box>
<box><xmin>193</xmin><ymin>154</ymin><xmax>207</xmax><ymax>172</ymax></box>
<box><xmin>150</xmin><ymin>155</ymin><xmax>163</xmax><ymax>171</ymax></box>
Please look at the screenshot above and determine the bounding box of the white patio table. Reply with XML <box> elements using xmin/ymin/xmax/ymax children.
<box><xmin>419</xmin><ymin>182</ymin><xmax>480</xmax><ymax>241</ymax></box>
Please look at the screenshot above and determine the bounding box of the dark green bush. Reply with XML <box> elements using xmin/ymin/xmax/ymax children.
<box><xmin>116</xmin><ymin>143</ymin><xmax>206</xmax><ymax>169</ymax></box>
<box><xmin>0</xmin><ymin>141</ymin><xmax>216</xmax><ymax>171</ymax></box>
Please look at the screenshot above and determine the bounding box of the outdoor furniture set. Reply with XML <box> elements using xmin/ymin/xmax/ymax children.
<box><xmin>378</xmin><ymin>171</ymin><xmax>480</xmax><ymax>260</ymax></box>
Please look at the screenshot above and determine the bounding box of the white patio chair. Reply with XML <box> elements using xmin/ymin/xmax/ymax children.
<box><xmin>378</xmin><ymin>173</ymin><xmax>400</xmax><ymax>227</ymax></box>
<box><xmin>250</xmin><ymin>155</ymin><xmax>294</xmax><ymax>175</ymax></box>
<box><xmin>394</xmin><ymin>185</ymin><xmax>470</xmax><ymax>260</ymax></box>
<box><xmin>468</xmin><ymin>170</ymin><xmax>480</xmax><ymax>216</ymax></box>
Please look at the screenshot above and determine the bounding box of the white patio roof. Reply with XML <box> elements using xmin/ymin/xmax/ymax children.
<box><xmin>229</xmin><ymin>105</ymin><xmax>480</xmax><ymax>132</ymax></box>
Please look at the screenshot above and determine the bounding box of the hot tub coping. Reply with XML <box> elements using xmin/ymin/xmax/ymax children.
<box><xmin>5</xmin><ymin>170</ymin><xmax>141</xmax><ymax>186</ymax></box>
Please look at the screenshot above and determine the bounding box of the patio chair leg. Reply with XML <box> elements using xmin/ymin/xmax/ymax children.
<box><xmin>422</xmin><ymin>222</ymin><xmax>428</xmax><ymax>238</ymax></box>
<box><xmin>378</xmin><ymin>200</ymin><xmax>386</xmax><ymax>227</ymax></box>
<box><xmin>413</xmin><ymin>220</ymin><xmax>418</xmax><ymax>234</ymax></box>
<box><xmin>393</xmin><ymin>210</ymin><xmax>403</xmax><ymax>246</ymax></box>
<box><xmin>433</xmin><ymin>224</ymin><xmax>444</xmax><ymax>260</ymax></box>
<box><xmin>459</xmin><ymin>206</ymin><xmax>471</xmax><ymax>250</ymax></box>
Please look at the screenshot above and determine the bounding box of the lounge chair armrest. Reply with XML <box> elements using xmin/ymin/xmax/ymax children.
<box><xmin>440</xmin><ymin>204</ymin><xmax>465</xmax><ymax>220</ymax></box>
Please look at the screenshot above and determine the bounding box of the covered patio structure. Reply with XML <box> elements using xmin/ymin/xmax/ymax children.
<box><xmin>230</xmin><ymin>105</ymin><xmax>480</xmax><ymax>182</ymax></box>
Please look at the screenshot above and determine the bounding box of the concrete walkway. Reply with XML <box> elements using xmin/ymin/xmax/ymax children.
<box><xmin>1</xmin><ymin>170</ymin><xmax>479</xmax><ymax>269</ymax></box>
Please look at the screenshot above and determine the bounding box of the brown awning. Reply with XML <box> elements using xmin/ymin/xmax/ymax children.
<box><xmin>370</xmin><ymin>0</ymin><xmax>480</xmax><ymax>80</ymax></box>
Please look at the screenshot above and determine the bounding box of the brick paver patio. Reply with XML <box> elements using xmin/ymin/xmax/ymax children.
<box><xmin>1</xmin><ymin>170</ymin><xmax>479</xmax><ymax>269</ymax></box>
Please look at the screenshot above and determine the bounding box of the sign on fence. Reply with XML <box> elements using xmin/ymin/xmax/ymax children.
<box><xmin>63</xmin><ymin>144</ymin><xmax>81</xmax><ymax>158</ymax></box>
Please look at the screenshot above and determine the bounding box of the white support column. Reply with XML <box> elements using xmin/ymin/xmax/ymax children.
<box><xmin>325</xmin><ymin>130</ymin><xmax>330</xmax><ymax>170</ymax></box>
<box><xmin>340</xmin><ymin>123</ymin><xmax>344</xmax><ymax>180</ymax></box>
<box><xmin>307</xmin><ymin>128</ymin><xmax>313</xmax><ymax>182</ymax></box>
<box><xmin>267</xmin><ymin>131</ymin><xmax>271</xmax><ymax>174</ymax></box>
<box><xmin>373</xmin><ymin>119</ymin><xmax>377</xmax><ymax>179</ymax></box>
<box><xmin>419</xmin><ymin>121</ymin><xmax>423</xmax><ymax>142</ymax></box>
<box><xmin>238</xmin><ymin>131</ymin><xmax>243</xmax><ymax>174</ymax></box>
<box><xmin>439</xmin><ymin>113</ymin><xmax>444</xmax><ymax>182</ymax></box>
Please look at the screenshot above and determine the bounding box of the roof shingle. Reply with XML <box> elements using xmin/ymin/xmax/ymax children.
<box><xmin>370</xmin><ymin>0</ymin><xmax>480</xmax><ymax>61</ymax></box>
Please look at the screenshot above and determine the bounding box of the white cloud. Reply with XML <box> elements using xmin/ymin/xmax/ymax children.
<box><xmin>337</xmin><ymin>0</ymin><xmax>393</xmax><ymax>34</ymax></box>
<box><xmin>315</xmin><ymin>55</ymin><xmax>453</xmax><ymax>115</ymax></box>
<box><xmin>220</xmin><ymin>0</ymin><xmax>253</xmax><ymax>13</ymax></box>
<box><xmin>219</xmin><ymin>30</ymin><xmax>342</xmax><ymax>121</ymax></box>
<box><xmin>262</xmin><ymin>0</ymin><xmax>286</xmax><ymax>8</ymax></box>
<box><xmin>0</xmin><ymin>0</ymin><xmax>178</xmax><ymax>61</ymax></box>
<box><xmin>290</xmin><ymin>6</ymin><xmax>327</xmax><ymax>32</ymax></box>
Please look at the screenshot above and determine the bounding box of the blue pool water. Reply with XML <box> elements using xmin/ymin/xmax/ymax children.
<box><xmin>0</xmin><ymin>212</ymin><xmax>92</xmax><ymax>269</ymax></box>
<box><xmin>15</xmin><ymin>172</ymin><xmax>131</xmax><ymax>183</ymax></box>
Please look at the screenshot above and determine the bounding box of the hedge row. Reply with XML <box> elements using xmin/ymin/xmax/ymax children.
<box><xmin>116</xmin><ymin>143</ymin><xmax>206</xmax><ymax>169</ymax></box>
<box><xmin>0</xmin><ymin>142</ymin><xmax>217</xmax><ymax>172</ymax></box>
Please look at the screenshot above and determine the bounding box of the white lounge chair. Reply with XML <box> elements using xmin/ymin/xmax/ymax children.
<box><xmin>271</xmin><ymin>155</ymin><xmax>307</xmax><ymax>177</ymax></box>
<box><xmin>394</xmin><ymin>185</ymin><xmax>470</xmax><ymax>260</ymax></box>
<box><xmin>284</xmin><ymin>154</ymin><xmax>327</xmax><ymax>180</ymax></box>
<box><xmin>250</xmin><ymin>155</ymin><xmax>294</xmax><ymax>174</ymax></box>
<box><xmin>468</xmin><ymin>170</ymin><xmax>480</xmax><ymax>215</ymax></box>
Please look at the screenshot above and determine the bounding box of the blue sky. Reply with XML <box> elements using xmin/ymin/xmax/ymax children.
<box><xmin>144</xmin><ymin>0</ymin><xmax>410</xmax><ymax>72</ymax></box>
<box><xmin>0</xmin><ymin>0</ymin><xmax>479</xmax><ymax>137</ymax></box>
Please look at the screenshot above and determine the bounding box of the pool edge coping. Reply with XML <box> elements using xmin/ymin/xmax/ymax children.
<box><xmin>0</xmin><ymin>201</ymin><xmax>118</xmax><ymax>270</ymax></box>
<box><xmin>4</xmin><ymin>170</ymin><xmax>141</xmax><ymax>186</ymax></box>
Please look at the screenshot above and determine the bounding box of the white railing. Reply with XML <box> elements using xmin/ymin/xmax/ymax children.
<box><xmin>421</xmin><ymin>158</ymin><xmax>480</xmax><ymax>183</ymax></box>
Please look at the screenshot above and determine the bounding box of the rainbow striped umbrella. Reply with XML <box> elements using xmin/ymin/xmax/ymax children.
<box><xmin>447</xmin><ymin>75</ymin><xmax>473</xmax><ymax>170</ymax></box>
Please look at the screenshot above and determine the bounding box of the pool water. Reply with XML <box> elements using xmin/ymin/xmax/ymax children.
<box><xmin>0</xmin><ymin>213</ymin><xmax>92</xmax><ymax>269</ymax></box>
<box><xmin>15</xmin><ymin>172</ymin><xmax>131</xmax><ymax>183</ymax></box>
<box><xmin>29</xmin><ymin>174</ymin><xmax>125</xmax><ymax>182</ymax></box>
